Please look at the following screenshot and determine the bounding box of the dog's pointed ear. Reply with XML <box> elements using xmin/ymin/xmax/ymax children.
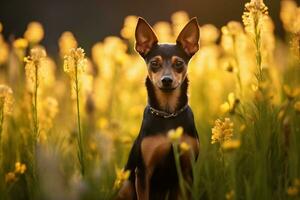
<box><xmin>176</xmin><ymin>17</ymin><xmax>200</xmax><ymax>56</ymax></box>
<box><xmin>135</xmin><ymin>17</ymin><xmax>158</xmax><ymax>56</ymax></box>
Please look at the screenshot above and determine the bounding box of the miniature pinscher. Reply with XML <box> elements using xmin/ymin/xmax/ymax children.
<box><xmin>116</xmin><ymin>17</ymin><xmax>200</xmax><ymax>200</ymax></box>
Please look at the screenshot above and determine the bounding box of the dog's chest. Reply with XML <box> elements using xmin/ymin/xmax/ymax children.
<box><xmin>141</xmin><ymin>133</ymin><xmax>199</xmax><ymax>171</ymax></box>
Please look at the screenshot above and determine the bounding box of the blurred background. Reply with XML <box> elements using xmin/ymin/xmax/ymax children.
<box><xmin>0</xmin><ymin>0</ymin><xmax>283</xmax><ymax>55</ymax></box>
<box><xmin>0</xmin><ymin>0</ymin><xmax>300</xmax><ymax>199</ymax></box>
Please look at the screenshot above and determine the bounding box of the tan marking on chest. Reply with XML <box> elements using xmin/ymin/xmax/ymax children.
<box><xmin>141</xmin><ymin>134</ymin><xmax>199</xmax><ymax>169</ymax></box>
<box><xmin>154</xmin><ymin>87</ymin><xmax>181</xmax><ymax>113</ymax></box>
<box><xmin>141</xmin><ymin>134</ymin><xmax>172</xmax><ymax>168</ymax></box>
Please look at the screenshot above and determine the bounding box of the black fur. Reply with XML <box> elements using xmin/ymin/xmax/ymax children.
<box><xmin>124</xmin><ymin>76</ymin><xmax>198</xmax><ymax>200</ymax></box>
<box><xmin>144</xmin><ymin>43</ymin><xmax>191</xmax><ymax>61</ymax></box>
<box><xmin>118</xmin><ymin>16</ymin><xmax>200</xmax><ymax>200</ymax></box>
<box><xmin>122</xmin><ymin>22</ymin><xmax>201</xmax><ymax>197</ymax></box>
<box><xmin>125</xmin><ymin>108</ymin><xmax>198</xmax><ymax>199</ymax></box>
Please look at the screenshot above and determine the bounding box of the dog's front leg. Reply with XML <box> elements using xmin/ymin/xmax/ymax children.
<box><xmin>115</xmin><ymin>180</ymin><xmax>135</xmax><ymax>200</ymax></box>
<box><xmin>135</xmin><ymin>167</ymin><xmax>153</xmax><ymax>200</ymax></box>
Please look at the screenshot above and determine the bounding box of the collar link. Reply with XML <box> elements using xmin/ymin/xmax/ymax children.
<box><xmin>148</xmin><ymin>104</ymin><xmax>188</xmax><ymax>119</ymax></box>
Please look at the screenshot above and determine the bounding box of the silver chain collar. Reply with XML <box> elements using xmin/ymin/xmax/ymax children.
<box><xmin>148</xmin><ymin>104</ymin><xmax>189</xmax><ymax>119</ymax></box>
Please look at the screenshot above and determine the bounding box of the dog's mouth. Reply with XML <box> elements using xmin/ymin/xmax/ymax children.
<box><xmin>159</xmin><ymin>86</ymin><xmax>178</xmax><ymax>93</ymax></box>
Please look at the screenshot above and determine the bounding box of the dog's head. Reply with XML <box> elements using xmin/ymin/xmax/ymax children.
<box><xmin>135</xmin><ymin>17</ymin><xmax>199</xmax><ymax>93</ymax></box>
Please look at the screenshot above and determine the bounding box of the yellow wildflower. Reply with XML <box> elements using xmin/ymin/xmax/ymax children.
<box><xmin>221</xmin><ymin>21</ymin><xmax>244</xmax><ymax>54</ymax></box>
<box><xmin>120</xmin><ymin>15</ymin><xmax>138</xmax><ymax>40</ymax></box>
<box><xmin>91</xmin><ymin>42</ymin><xmax>104</xmax><ymax>69</ymax></box>
<box><xmin>24</xmin><ymin>21</ymin><xmax>44</xmax><ymax>44</ymax></box>
<box><xmin>179</xmin><ymin>142</ymin><xmax>191</xmax><ymax>153</ymax></box>
<box><xmin>168</xmin><ymin>127</ymin><xmax>184</xmax><ymax>142</ymax></box>
<box><xmin>12</xmin><ymin>38</ymin><xmax>29</xmax><ymax>61</ymax></box>
<box><xmin>153</xmin><ymin>21</ymin><xmax>173</xmax><ymax>43</ymax></box>
<box><xmin>13</xmin><ymin>38</ymin><xmax>29</xmax><ymax>49</ymax></box>
<box><xmin>0</xmin><ymin>85</ymin><xmax>14</xmax><ymax>115</ymax></box>
<box><xmin>114</xmin><ymin>167</ymin><xmax>130</xmax><ymax>189</ymax></box>
<box><xmin>211</xmin><ymin>118</ymin><xmax>234</xmax><ymax>144</ymax></box>
<box><xmin>24</xmin><ymin>46</ymin><xmax>47</xmax><ymax>92</ymax></box>
<box><xmin>280</xmin><ymin>0</ymin><xmax>300</xmax><ymax>33</ymax></box>
<box><xmin>171</xmin><ymin>11</ymin><xmax>189</xmax><ymax>25</ymax></box>
<box><xmin>220</xmin><ymin>93</ymin><xmax>239</xmax><ymax>114</ymax></box>
<box><xmin>200</xmin><ymin>24</ymin><xmax>220</xmax><ymax>45</ymax></box>
<box><xmin>221</xmin><ymin>139</ymin><xmax>241</xmax><ymax>151</ymax></box>
<box><xmin>171</xmin><ymin>11</ymin><xmax>190</xmax><ymax>37</ymax></box>
<box><xmin>0</xmin><ymin>35</ymin><xmax>9</xmax><ymax>65</ymax></box>
<box><xmin>63</xmin><ymin>47</ymin><xmax>87</xmax><ymax>80</ymax></box>
<box><xmin>59</xmin><ymin>31</ymin><xmax>78</xmax><ymax>57</ymax></box>
<box><xmin>242</xmin><ymin>0</ymin><xmax>269</xmax><ymax>36</ymax></box>
<box><xmin>93</xmin><ymin>36</ymin><xmax>128</xmax><ymax>81</ymax></box>
<box><xmin>14</xmin><ymin>162</ymin><xmax>27</xmax><ymax>174</ymax></box>
<box><xmin>29</xmin><ymin>46</ymin><xmax>47</xmax><ymax>61</ymax></box>
<box><xmin>103</xmin><ymin>36</ymin><xmax>127</xmax><ymax>56</ymax></box>
<box><xmin>5</xmin><ymin>172</ymin><xmax>16</xmax><ymax>184</ymax></box>
<box><xmin>227</xmin><ymin>21</ymin><xmax>244</xmax><ymax>36</ymax></box>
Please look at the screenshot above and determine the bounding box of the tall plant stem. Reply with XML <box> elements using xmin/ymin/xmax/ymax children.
<box><xmin>254</xmin><ymin>18</ymin><xmax>263</xmax><ymax>83</ymax></box>
<box><xmin>172</xmin><ymin>142</ymin><xmax>188</xmax><ymax>200</ymax></box>
<box><xmin>0</xmin><ymin>107</ymin><xmax>3</xmax><ymax>147</ymax></box>
<box><xmin>0</xmin><ymin>107</ymin><xmax>4</xmax><ymax>164</ymax></box>
<box><xmin>30</xmin><ymin>61</ymin><xmax>40</xmax><ymax>192</ymax></box>
<box><xmin>75</xmin><ymin>59</ymin><xmax>85</xmax><ymax>176</ymax></box>
<box><xmin>33</xmin><ymin>62</ymin><xmax>39</xmax><ymax>143</ymax></box>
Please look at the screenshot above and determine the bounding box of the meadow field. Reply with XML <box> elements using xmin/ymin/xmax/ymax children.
<box><xmin>0</xmin><ymin>0</ymin><xmax>300</xmax><ymax>199</ymax></box>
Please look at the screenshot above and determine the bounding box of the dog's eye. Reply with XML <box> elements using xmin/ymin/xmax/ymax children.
<box><xmin>174</xmin><ymin>60</ymin><xmax>184</xmax><ymax>68</ymax></box>
<box><xmin>151</xmin><ymin>61</ymin><xmax>158</xmax><ymax>66</ymax></box>
<box><xmin>150</xmin><ymin>61</ymin><xmax>160</xmax><ymax>69</ymax></box>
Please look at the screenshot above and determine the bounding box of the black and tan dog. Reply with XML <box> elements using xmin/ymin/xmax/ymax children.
<box><xmin>116</xmin><ymin>17</ymin><xmax>200</xmax><ymax>200</ymax></box>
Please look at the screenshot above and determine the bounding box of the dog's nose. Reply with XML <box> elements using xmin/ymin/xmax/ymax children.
<box><xmin>161</xmin><ymin>76</ymin><xmax>173</xmax><ymax>86</ymax></box>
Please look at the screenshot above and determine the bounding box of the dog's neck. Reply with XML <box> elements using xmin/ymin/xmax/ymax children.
<box><xmin>145</xmin><ymin>77</ymin><xmax>188</xmax><ymax>113</ymax></box>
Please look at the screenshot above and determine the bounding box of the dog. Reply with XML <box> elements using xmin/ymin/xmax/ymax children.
<box><xmin>116</xmin><ymin>17</ymin><xmax>200</xmax><ymax>200</ymax></box>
